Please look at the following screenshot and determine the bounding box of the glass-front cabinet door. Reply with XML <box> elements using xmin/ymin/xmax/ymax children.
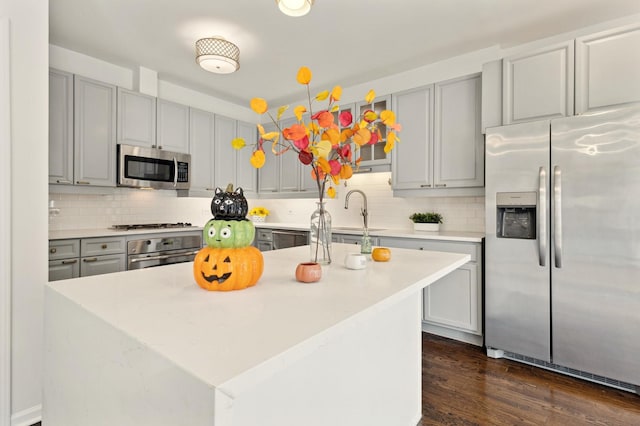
<box><xmin>355</xmin><ymin>94</ymin><xmax>392</xmax><ymax>169</ymax></box>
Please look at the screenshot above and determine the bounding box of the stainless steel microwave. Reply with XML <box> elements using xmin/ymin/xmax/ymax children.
<box><xmin>117</xmin><ymin>144</ymin><xmax>191</xmax><ymax>190</ymax></box>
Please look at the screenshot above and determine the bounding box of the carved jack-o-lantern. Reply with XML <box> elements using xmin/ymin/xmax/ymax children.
<box><xmin>193</xmin><ymin>246</ymin><xmax>264</xmax><ymax>291</ymax></box>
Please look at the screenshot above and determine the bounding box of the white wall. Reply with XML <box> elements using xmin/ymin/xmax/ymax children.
<box><xmin>49</xmin><ymin>172</ymin><xmax>484</xmax><ymax>233</ymax></box>
<box><xmin>0</xmin><ymin>0</ymin><xmax>48</xmax><ymax>425</ymax></box>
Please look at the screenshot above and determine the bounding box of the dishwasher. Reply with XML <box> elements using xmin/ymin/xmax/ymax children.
<box><xmin>255</xmin><ymin>228</ymin><xmax>309</xmax><ymax>251</ymax></box>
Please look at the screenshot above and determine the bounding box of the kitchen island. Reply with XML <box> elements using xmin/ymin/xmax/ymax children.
<box><xmin>43</xmin><ymin>243</ymin><xmax>469</xmax><ymax>426</ymax></box>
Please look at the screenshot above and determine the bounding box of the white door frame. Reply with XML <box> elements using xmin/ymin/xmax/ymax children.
<box><xmin>0</xmin><ymin>16</ymin><xmax>12</xmax><ymax>426</ymax></box>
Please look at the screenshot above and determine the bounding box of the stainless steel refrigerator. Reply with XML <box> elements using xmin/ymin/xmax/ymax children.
<box><xmin>485</xmin><ymin>103</ymin><xmax>640</xmax><ymax>391</ymax></box>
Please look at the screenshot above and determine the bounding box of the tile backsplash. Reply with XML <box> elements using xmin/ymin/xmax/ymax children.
<box><xmin>49</xmin><ymin>172</ymin><xmax>485</xmax><ymax>233</ymax></box>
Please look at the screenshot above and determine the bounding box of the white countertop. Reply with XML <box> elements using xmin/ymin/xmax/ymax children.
<box><xmin>49</xmin><ymin>223</ymin><xmax>483</xmax><ymax>243</ymax></box>
<box><xmin>254</xmin><ymin>222</ymin><xmax>484</xmax><ymax>243</ymax></box>
<box><xmin>49</xmin><ymin>226</ymin><xmax>203</xmax><ymax>240</ymax></box>
<box><xmin>46</xmin><ymin>243</ymin><xmax>469</xmax><ymax>397</ymax></box>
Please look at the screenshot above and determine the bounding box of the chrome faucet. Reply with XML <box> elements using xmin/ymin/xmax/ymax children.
<box><xmin>344</xmin><ymin>189</ymin><xmax>369</xmax><ymax>230</ymax></box>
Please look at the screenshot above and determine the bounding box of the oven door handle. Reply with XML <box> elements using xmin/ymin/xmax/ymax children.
<box><xmin>129</xmin><ymin>250</ymin><xmax>200</xmax><ymax>264</ymax></box>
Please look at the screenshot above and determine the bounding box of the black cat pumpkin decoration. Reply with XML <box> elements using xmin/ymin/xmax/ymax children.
<box><xmin>210</xmin><ymin>184</ymin><xmax>249</xmax><ymax>220</ymax></box>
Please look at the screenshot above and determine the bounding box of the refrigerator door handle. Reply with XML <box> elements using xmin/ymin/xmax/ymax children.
<box><xmin>553</xmin><ymin>165</ymin><xmax>563</xmax><ymax>268</ymax></box>
<box><xmin>538</xmin><ymin>167</ymin><xmax>547</xmax><ymax>266</ymax></box>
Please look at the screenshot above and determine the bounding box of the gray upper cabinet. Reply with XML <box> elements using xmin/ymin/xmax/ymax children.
<box><xmin>257</xmin><ymin>117</ymin><xmax>314</xmax><ymax>197</ymax></box>
<box><xmin>235</xmin><ymin>120</ymin><xmax>258</xmax><ymax>194</ymax></box>
<box><xmin>49</xmin><ymin>69</ymin><xmax>74</xmax><ymax>185</ymax></box>
<box><xmin>575</xmin><ymin>23</ymin><xmax>640</xmax><ymax>114</ymax></box>
<box><xmin>188</xmin><ymin>107</ymin><xmax>216</xmax><ymax>194</ymax></box>
<box><xmin>502</xmin><ymin>40</ymin><xmax>574</xmax><ymax>124</ymax></box>
<box><xmin>117</xmin><ymin>87</ymin><xmax>156</xmax><ymax>148</ymax></box>
<box><xmin>392</xmin><ymin>85</ymin><xmax>433</xmax><ymax>190</ymax></box>
<box><xmin>481</xmin><ymin>60</ymin><xmax>503</xmax><ymax>133</ymax></box>
<box><xmin>157</xmin><ymin>99</ymin><xmax>189</xmax><ymax>152</ymax></box>
<box><xmin>188</xmin><ymin>113</ymin><xmax>257</xmax><ymax>197</ymax></box>
<box><xmin>392</xmin><ymin>73</ymin><xmax>483</xmax><ymax>195</ymax></box>
<box><xmin>434</xmin><ymin>73</ymin><xmax>483</xmax><ymax>188</ymax></box>
<box><xmin>214</xmin><ymin>115</ymin><xmax>258</xmax><ymax>195</ymax></box>
<box><xmin>74</xmin><ymin>75</ymin><xmax>117</xmax><ymax>187</ymax></box>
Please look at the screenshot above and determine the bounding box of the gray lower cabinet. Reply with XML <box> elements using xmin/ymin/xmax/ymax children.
<box><xmin>378</xmin><ymin>236</ymin><xmax>483</xmax><ymax>346</ymax></box>
<box><xmin>49</xmin><ymin>239</ymin><xmax>80</xmax><ymax>281</ymax></box>
<box><xmin>332</xmin><ymin>233</ymin><xmax>379</xmax><ymax>247</ymax></box>
<box><xmin>49</xmin><ymin>236</ymin><xmax>126</xmax><ymax>281</ymax></box>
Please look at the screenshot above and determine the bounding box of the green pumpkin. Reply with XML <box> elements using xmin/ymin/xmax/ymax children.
<box><xmin>203</xmin><ymin>219</ymin><xmax>255</xmax><ymax>248</ymax></box>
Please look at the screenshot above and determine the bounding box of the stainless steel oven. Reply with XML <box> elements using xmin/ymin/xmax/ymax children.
<box><xmin>126</xmin><ymin>234</ymin><xmax>202</xmax><ymax>270</ymax></box>
<box><xmin>118</xmin><ymin>144</ymin><xmax>191</xmax><ymax>190</ymax></box>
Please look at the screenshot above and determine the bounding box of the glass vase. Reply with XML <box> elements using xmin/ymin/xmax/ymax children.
<box><xmin>310</xmin><ymin>201</ymin><xmax>332</xmax><ymax>265</ymax></box>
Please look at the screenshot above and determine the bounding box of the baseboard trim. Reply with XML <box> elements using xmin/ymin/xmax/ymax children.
<box><xmin>422</xmin><ymin>322</ymin><xmax>483</xmax><ymax>346</ymax></box>
<box><xmin>11</xmin><ymin>405</ymin><xmax>41</xmax><ymax>426</ymax></box>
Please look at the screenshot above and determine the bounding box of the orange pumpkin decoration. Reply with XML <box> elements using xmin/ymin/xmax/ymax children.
<box><xmin>193</xmin><ymin>246</ymin><xmax>264</xmax><ymax>291</ymax></box>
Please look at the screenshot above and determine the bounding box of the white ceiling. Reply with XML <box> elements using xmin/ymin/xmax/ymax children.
<box><xmin>50</xmin><ymin>0</ymin><xmax>640</xmax><ymax>108</ymax></box>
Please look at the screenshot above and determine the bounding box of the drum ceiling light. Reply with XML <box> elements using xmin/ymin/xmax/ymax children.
<box><xmin>276</xmin><ymin>0</ymin><xmax>314</xmax><ymax>17</ymax></box>
<box><xmin>195</xmin><ymin>37</ymin><xmax>240</xmax><ymax>74</ymax></box>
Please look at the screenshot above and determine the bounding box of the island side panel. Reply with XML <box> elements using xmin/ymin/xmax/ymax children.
<box><xmin>43</xmin><ymin>287</ymin><xmax>217</xmax><ymax>426</ymax></box>
<box><xmin>224</xmin><ymin>292</ymin><xmax>423</xmax><ymax>426</ymax></box>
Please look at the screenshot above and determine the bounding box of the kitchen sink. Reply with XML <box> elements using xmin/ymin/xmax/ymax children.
<box><xmin>333</xmin><ymin>226</ymin><xmax>386</xmax><ymax>232</ymax></box>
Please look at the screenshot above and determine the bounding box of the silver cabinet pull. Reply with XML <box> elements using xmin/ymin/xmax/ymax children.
<box><xmin>83</xmin><ymin>257</ymin><xmax>98</xmax><ymax>263</ymax></box>
<box><xmin>61</xmin><ymin>259</ymin><xmax>77</xmax><ymax>265</ymax></box>
<box><xmin>420</xmin><ymin>184</ymin><xmax>432</xmax><ymax>188</ymax></box>
<box><xmin>538</xmin><ymin>167</ymin><xmax>547</xmax><ymax>267</ymax></box>
<box><xmin>553</xmin><ymin>166</ymin><xmax>563</xmax><ymax>268</ymax></box>
<box><xmin>76</xmin><ymin>180</ymin><xmax>90</xmax><ymax>185</ymax></box>
<box><xmin>50</xmin><ymin>248</ymin><xmax>57</xmax><ymax>254</ymax></box>
<box><xmin>101</xmin><ymin>244</ymin><xmax>108</xmax><ymax>249</ymax></box>
<box><xmin>56</xmin><ymin>179</ymin><xmax>72</xmax><ymax>184</ymax></box>
<box><xmin>435</xmin><ymin>184</ymin><xmax>447</xmax><ymax>188</ymax></box>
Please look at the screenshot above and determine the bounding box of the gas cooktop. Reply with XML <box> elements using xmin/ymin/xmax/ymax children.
<box><xmin>112</xmin><ymin>222</ymin><xmax>194</xmax><ymax>231</ymax></box>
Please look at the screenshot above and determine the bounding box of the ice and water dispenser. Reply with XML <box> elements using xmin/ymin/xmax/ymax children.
<box><xmin>496</xmin><ymin>192</ymin><xmax>537</xmax><ymax>239</ymax></box>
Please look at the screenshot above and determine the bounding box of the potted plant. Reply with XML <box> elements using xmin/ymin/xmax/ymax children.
<box><xmin>409</xmin><ymin>212</ymin><xmax>443</xmax><ymax>232</ymax></box>
<box><xmin>249</xmin><ymin>206</ymin><xmax>270</xmax><ymax>223</ymax></box>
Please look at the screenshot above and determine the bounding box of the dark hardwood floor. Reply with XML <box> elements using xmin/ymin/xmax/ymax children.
<box><xmin>420</xmin><ymin>333</ymin><xmax>640</xmax><ymax>426</ymax></box>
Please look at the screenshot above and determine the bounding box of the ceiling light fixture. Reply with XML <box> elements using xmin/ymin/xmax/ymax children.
<box><xmin>276</xmin><ymin>0</ymin><xmax>314</xmax><ymax>17</ymax></box>
<box><xmin>195</xmin><ymin>36</ymin><xmax>240</xmax><ymax>74</ymax></box>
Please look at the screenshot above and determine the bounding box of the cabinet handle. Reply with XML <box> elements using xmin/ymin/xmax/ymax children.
<box><xmin>62</xmin><ymin>259</ymin><xmax>78</xmax><ymax>264</ymax></box>
<box><xmin>101</xmin><ymin>244</ymin><xmax>108</xmax><ymax>249</ymax></box>
<box><xmin>419</xmin><ymin>247</ymin><xmax>424</xmax><ymax>250</ymax></box>
<box><xmin>205</xmin><ymin>188</ymin><xmax>215</xmax><ymax>191</ymax></box>
<box><xmin>355</xmin><ymin>167</ymin><xmax>373</xmax><ymax>173</ymax></box>
<box><xmin>420</xmin><ymin>184</ymin><xmax>432</xmax><ymax>188</ymax></box>
<box><xmin>56</xmin><ymin>179</ymin><xmax>72</xmax><ymax>184</ymax></box>
<box><xmin>76</xmin><ymin>180</ymin><xmax>90</xmax><ymax>185</ymax></box>
<box><xmin>435</xmin><ymin>184</ymin><xmax>447</xmax><ymax>188</ymax></box>
<box><xmin>83</xmin><ymin>257</ymin><xmax>98</xmax><ymax>263</ymax></box>
<box><xmin>50</xmin><ymin>248</ymin><xmax>57</xmax><ymax>254</ymax></box>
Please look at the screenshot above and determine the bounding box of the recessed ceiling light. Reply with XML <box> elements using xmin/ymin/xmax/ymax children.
<box><xmin>276</xmin><ymin>0</ymin><xmax>314</xmax><ymax>17</ymax></box>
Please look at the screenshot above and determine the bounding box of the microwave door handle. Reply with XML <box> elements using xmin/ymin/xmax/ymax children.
<box><xmin>538</xmin><ymin>167</ymin><xmax>547</xmax><ymax>267</ymax></box>
<box><xmin>173</xmin><ymin>157</ymin><xmax>178</xmax><ymax>187</ymax></box>
<box><xmin>553</xmin><ymin>165</ymin><xmax>563</xmax><ymax>268</ymax></box>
